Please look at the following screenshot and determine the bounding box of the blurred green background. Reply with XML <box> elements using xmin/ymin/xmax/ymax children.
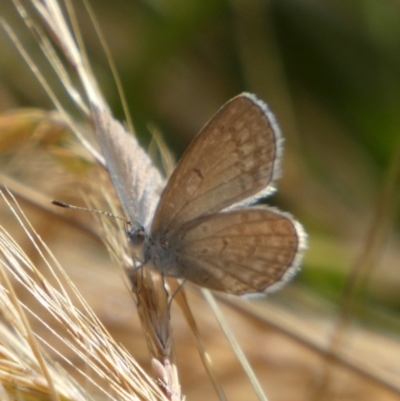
<box><xmin>1</xmin><ymin>0</ymin><xmax>399</xmax><ymax>347</ymax></box>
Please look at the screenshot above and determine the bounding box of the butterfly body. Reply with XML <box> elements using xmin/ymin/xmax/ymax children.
<box><xmin>144</xmin><ymin>235</ymin><xmax>178</xmax><ymax>277</ymax></box>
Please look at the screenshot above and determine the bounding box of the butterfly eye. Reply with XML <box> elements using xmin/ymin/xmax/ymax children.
<box><xmin>128</xmin><ymin>226</ymin><xmax>146</xmax><ymax>245</ymax></box>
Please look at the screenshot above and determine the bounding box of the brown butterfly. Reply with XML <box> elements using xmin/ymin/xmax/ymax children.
<box><xmin>93</xmin><ymin>93</ymin><xmax>307</xmax><ymax>296</ymax></box>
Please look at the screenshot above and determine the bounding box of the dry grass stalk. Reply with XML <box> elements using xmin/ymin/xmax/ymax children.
<box><xmin>0</xmin><ymin>190</ymin><xmax>168</xmax><ymax>401</ymax></box>
<box><xmin>3</xmin><ymin>0</ymin><xmax>184</xmax><ymax>399</ymax></box>
<box><xmin>93</xmin><ymin>193</ymin><xmax>180</xmax><ymax>400</ymax></box>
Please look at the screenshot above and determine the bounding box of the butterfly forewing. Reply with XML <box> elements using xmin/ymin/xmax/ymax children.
<box><xmin>92</xmin><ymin>107</ymin><xmax>165</xmax><ymax>229</ymax></box>
<box><xmin>151</xmin><ymin>94</ymin><xmax>282</xmax><ymax>236</ymax></box>
<box><xmin>167</xmin><ymin>208</ymin><xmax>305</xmax><ymax>295</ymax></box>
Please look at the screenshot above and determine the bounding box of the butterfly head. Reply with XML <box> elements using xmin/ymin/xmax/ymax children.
<box><xmin>127</xmin><ymin>223</ymin><xmax>146</xmax><ymax>246</ymax></box>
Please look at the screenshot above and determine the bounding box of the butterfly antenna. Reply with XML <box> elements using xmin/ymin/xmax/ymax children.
<box><xmin>52</xmin><ymin>200</ymin><xmax>130</xmax><ymax>226</ymax></box>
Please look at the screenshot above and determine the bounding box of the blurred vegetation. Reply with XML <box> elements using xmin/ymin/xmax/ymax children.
<box><xmin>0</xmin><ymin>0</ymin><xmax>399</xmax><ymax>384</ymax></box>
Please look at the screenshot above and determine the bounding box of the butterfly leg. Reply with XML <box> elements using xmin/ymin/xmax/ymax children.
<box><xmin>167</xmin><ymin>279</ymin><xmax>187</xmax><ymax>310</ymax></box>
<box><xmin>127</xmin><ymin>259</ymin><xmax>146</xmax><ymax>291</ymax></box>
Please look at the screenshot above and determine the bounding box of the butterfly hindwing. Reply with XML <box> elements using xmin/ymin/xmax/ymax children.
<box><xmin>166</xmin><ymin>208</ymin><xmax>306</xmax><ymax>295</ymax></box>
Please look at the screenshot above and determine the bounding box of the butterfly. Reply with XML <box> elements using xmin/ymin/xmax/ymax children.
<box><xmin>92</xmin><ymin>93</ymin><xmax>306</xmax><ymax>296</ymax></box>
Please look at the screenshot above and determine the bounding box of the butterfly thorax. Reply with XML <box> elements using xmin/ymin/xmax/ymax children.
<box><xmin>144</xmin><ymin>234</ymin><xmax>181</xmax><ymax>277</ymax></box>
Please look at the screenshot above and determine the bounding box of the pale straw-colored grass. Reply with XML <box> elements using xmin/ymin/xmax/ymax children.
<box><xmin>0</xmin><ymin>190</ymin><xmax>167</xmax><ymax>401</ymax></box>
